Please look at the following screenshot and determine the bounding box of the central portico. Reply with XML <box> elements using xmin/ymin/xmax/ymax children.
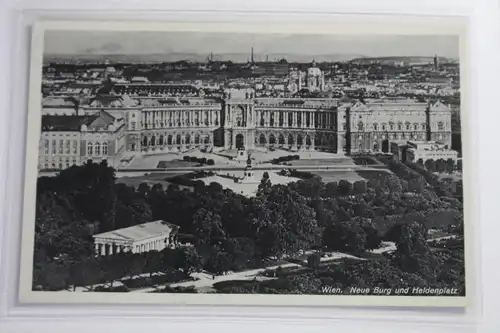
<box><xmin>222</xmin><ymin>88</ymin><xmax>257</xmax><ymax>150</ymax></box>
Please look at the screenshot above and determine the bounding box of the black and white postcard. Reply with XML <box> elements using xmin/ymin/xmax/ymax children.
<box><xmin>18</xmin><ymin>21</ymin><xmax>471</xmax><ymax>307</ymax></box>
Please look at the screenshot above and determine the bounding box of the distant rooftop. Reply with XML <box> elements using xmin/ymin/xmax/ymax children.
<box><xmin>41</xmin><ymin>110</ymin><xmax>117</xmax><ymax>132</ymax></box>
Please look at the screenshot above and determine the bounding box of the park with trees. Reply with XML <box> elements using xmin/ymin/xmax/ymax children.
<box><xmin>32</xmin><ymin>158</ymin><xmax>465</xmax><ymax>295</ymax></box>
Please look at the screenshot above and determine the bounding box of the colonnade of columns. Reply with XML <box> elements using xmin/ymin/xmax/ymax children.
<box><xmin>255</xmin><ymin>131</ymin><xmax>316</xmax><ymax>150</ymax></box>
<box><xmin>94</xmin><ymin>242</ymin><xmax>132</xmax><ymax>256</ymax></box>
<box><xmin>255</xmin><ymin>109</ymin><xmax>337</xmax><ymax>130</ymax></box>
<box><xmin>128</xmin><ymin>131</ymin><xmax>214</xmax><ymax>152</ymax></box>
<box><xmin>94</xmin><ymin>237</ymin><xmax>173</xmax><ymax>256</ymax></box>
<box><xmin>141</xmin><ymin>109</ymin><xmax>220</xmax><ymax>130</ymax></box>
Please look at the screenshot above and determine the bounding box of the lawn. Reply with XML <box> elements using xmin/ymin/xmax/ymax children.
<box><xmin>157</xmin><ymin>160</ymin><xmax>199</xmax><ymax>168</ymax></box>
<box><xmin>352</xmin><ymin>156</ymin><xmax>381</xmax><ymax>166</ymax></box>
<box><xmin>116</xmin><ymin>172</ymin><xmax>190</xmax><ymax>189</ymax></box>
<box><xmin>312</xmin><ymin>171</ymin><xmax>365</xmax><ymax>183</ymax></box>
<box><xmin>287</xmin><ymin>158</ymin><xmax>355</xmax><ymax>167</ymax></box>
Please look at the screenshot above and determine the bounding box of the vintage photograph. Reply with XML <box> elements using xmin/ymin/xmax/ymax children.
<box><xmin>23</xmin><ymin>23</ymin><xmax>467</xmax><ymax>305</ymax></box>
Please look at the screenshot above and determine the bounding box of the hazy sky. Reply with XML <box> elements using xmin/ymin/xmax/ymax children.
<box><xmin>44</xmin><ymin>30</ymin><xmax>459</xmax><ymax>58</ymax></box>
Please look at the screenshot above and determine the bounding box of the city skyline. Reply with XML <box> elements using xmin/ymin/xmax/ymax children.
<box><xmin>44</xmin><ymin>31</ymin><xmax>459</xmax><ymax>59</ymax></box>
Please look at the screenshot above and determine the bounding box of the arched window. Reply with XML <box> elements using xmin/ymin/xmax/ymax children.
<box><xmin>279</xmin><ymin>134</ymin><xmax>285</xmax><ymax>145</ymax></box>
<box><xmin>142</xmin><ymin>136</ymin><xmax>148</xmax><ymax>147</ymax></box>
<box><xmin>397</xmin><ymin>122</ymin><xmax>402</xmax><ymax>131</ymax></box>
<box><xmin>87</xmin><ymin>142</ymin><xmax>93</xmax><ymax>155</ymax></box>
<box><xmin>422</xmin><ymin>123</ymin><xmax>427</xmax><ymax>130</ymax></box>
<box><xmin>405</xmin><ymin>122</ymin><xmax>410</xmax><ymax>130</ymax></box>
<box><xmin>167</xmin><ymin>135</ymin><xmax>173</xmax><ymax>145</ymax></box>
<box><xmin>297</xmin><ymin>135</ymin><xmax>303</xmax><ymax>146</ymax></box>
<box><xmin>176</xmin><ymin>134</ymin><xmax>182</xmax><ymax>145</ymax></box>
<box><xmin>414</xmin><ymin>123</ymin><xmax>418</xmax><ymax>130</ymax></box>
<box><xmin>288</xmin><ymin>134</ymin><xmax>294</xmax><ymax>145</ymax></box>
<box><xmin>438</xmin><ymin>121</ymin><xmax>444</xmax><ymax>131</ymax></box>
<box><xmin>382</xmin><ymin>123</ymin><xmax>386</xmax><ymax>131</ymax></box>
<box><xmin>185</xmin><ymin>134</ymin><xmax>191</xmax><ymax>144</ymax></box>
<box><xmin>259</xmin><ymin>133</ymin><xmax>267</xmax><ymax>145</ymax></box>
<box><xmin>95</xmin><ymin>143</ymin><xmax>101</xmax><ymax>155</ymax></box>
<box><xmin>358</xmin><ymin>122</ymin><xmax>364</xmax><ymax>131</ymax></box>
<box><xmin>102</xmin><ymin>142</ymin><xmax>108</xmax><ymax>155</ymax></box>
<box><xmin>159</xmin><ymin>135</ymin><xmax>164</xmax><ymax>145</ymax></box>
<box><xmin>373</xmin><ymin>123</ymin><xmax>378</xmax><ymax>131</ymax></box>
<box><xmin>389</xmin><ymin>122</ymin><xmax>394</xmax><ymax>131</ymax></box>
<box><xmin>195</xmin><ymin>134</ymin><xmax>200</xmax><ymax>144</ymax></box>
<box><xmin>269</xmin><ymin>134</ymin><xmax>276</xmax><ymax>145</ymax></box>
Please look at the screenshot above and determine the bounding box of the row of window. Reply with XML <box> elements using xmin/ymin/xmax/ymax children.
<box><xmin>87</xmin><ymin>142</ymin><xmax>109</xmax><ymax>156</ymax></box>
<box><xmin>353</xmin><ymin>122</ymin><xmax>445</xmax><ymax>131</ymax></box>
<box><xmin>41</xmin><ymin>158</ymin><xmax>78</xmax><ymax>170</ymax></box>
<box><xmin>43</xmin><ymin>139</ymin><xmax>78</xmax><ymax>155</ymax></box>
<box><xmin>134</xmin><ymin>119</ymin><xmax>217</xmax><ymax>130</ymax></box>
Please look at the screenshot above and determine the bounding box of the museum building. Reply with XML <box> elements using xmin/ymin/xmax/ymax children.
<box><xmin>123</xmin><ymin>88</ymin><xmax>452</xmax><ymax>156</ymax></box>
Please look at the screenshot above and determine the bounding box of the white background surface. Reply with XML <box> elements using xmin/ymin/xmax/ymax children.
<box><xmin>0</xmin><ymin>0</ymin><xmax>499</xmax><ymax>332</ymax></box>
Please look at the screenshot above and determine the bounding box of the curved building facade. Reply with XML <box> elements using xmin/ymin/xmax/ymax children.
<box><xmin>120</xmin><ymin>88</ymin><xmax>451</xmax><ymax>156</ymax></box>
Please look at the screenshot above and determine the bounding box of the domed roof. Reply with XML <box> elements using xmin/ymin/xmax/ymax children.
<box><xmin>307</xmin><ymin>67</ymin><xmax>322</xmax><ymax>76</ymax></box>
<box><xmin>307</xmin><ymin>59</ymin><xmax>322</xmax><ymax>76</ymax></box>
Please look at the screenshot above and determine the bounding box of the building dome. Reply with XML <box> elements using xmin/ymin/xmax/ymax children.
<box><xmin>307</xmin><ymin>67</ymin><xmax>322</xmax><ymax>76</ymax></box>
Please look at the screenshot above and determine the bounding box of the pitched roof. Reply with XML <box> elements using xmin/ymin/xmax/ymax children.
<box><xmin>86</xmin><ymin>110</ymin><xmax>115</xmax><ymax>130</ymax></box>
<box><xmin>93</xmin><ymin>220</ymin><xmax>179</xmax><ymax>242</ymax></box>
<box><xmin>41</xmin><ymin>110</ymin><xmax>117</xmax><ymax>132</ymax></box>
<box><xmin>41</xmin><ymin>115</ymin><xmax>93</xmax><ymax>132</ymax></box>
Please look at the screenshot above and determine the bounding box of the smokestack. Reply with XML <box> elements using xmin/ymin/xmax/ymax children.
<box><xmin>251</xmin><ymin>47</ymin><xmax>254</xmax><ymax>64</ymax></box>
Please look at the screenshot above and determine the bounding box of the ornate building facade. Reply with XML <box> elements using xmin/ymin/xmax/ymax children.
<box><xmin>39</xmin><ymin>88</ymin><xmax>452</xmax><ymax>171</ymax></box>
<box><xmin>123</xmin><ymin>88</ymin><xmax>451</xmax><ymax>156</ymax></box>
<box><xmin>39</xmin><ymin>110</ymin><xmax>126</xmax><ymax>170</ymax></box>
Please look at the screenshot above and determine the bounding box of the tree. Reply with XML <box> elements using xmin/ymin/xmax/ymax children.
<box><xmin>222</xmin><ymin>237</ymin><xmax>257</xmax><ymax>270</ymax></box>
<box><xmin>165</xmin><ymin>247</ymin><xmax>202</xmax><ymax>276</ymax></box>
<box><xmin>307</xmin><ymin>253</ymin><xmax>321</xmax><ymax>269</ymax></box>
<box><xmin>337</xmin><ymin>180</ymin><xmax>353</xmax><ymax>195</ymax></box>
<box><xmin>436</xmin><ymin>159</ymin><xmax>447</xmax><ymax>173</ymax></box>
<box><xmin>392</xmin><ymin>221</ymin><xmax>439</xmax><ymax>281</ymax></box>
<box><xmin>250</xmin><ymin>185</ymin><xmax>318</xmax><ymax>259</ymax></box>
<box><xmin>192</xmin><ymin>208</ymin><xmax>226</xmax><ymax>244</ymax></box>
<box><xmin>144</xmin><ymin>250</ymin><xmax>164</xmax><ymax>277</ymax></box>
<box><xmin>425</xmin><ymin>159</ymin><xmax>436</xmax><ymax>173</ymax></box>
<box><xmin>322</xmin><ymin>217</ymin><xmax>380</xmax><ymax>253</ymax></box>
<box><xmin>206</xmin><ymin>248</ymin><xmax>233</xmax><ymax>275</ymax></box>
<box><xmin>257</xmin><ymin>172</ymin><xmax>272</xmax><ymax>196</ymax></box>
<box><xmin>446</xmin><ymin>158</ymin><xmax>455</xmax><ymax>174</ymax></box>
<box><xmin>322</xmin><ymin>182</ymin><xmax>338</xmax><ymax>198</ymax></box>
<box><xmin>353</xmin><ymin>181</ymin><xmax>367</xmax><ymax>194</ymax></box>
<box><xmin>33</xmin><ymin>261</ymin><xmax>69</xmax><ymax>291</ymax></box>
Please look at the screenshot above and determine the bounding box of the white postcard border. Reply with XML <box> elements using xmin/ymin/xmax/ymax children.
<box><xmin>18</xmin><ymin>19</ymin><xmax>475</xmax><ymax>308</ymax></box>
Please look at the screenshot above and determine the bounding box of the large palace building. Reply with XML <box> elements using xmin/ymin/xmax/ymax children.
<box><xmin>39</xmin><ymin>86</ymin><xmax>452</xmax><ymax>169</ymax></box>
<box><xmin>39</xmin><ymin>61</ymin><xmax>452</xmax><ymax>170</ymax></box>
<box><xmin>116</xmin><ymin>88</ymin><xmax>451</xmax><ymax>156</ymax></box>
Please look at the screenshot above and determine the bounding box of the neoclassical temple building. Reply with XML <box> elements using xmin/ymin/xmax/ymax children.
<box><xmin>124</xmin><ymin>88</ymin><xmax>452</xmax><ymax>156</ymax></box>
<box><xmin>93</xmin><ymin>220</ymin><xmax>179</xmax><ymax>256</ymax></box>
